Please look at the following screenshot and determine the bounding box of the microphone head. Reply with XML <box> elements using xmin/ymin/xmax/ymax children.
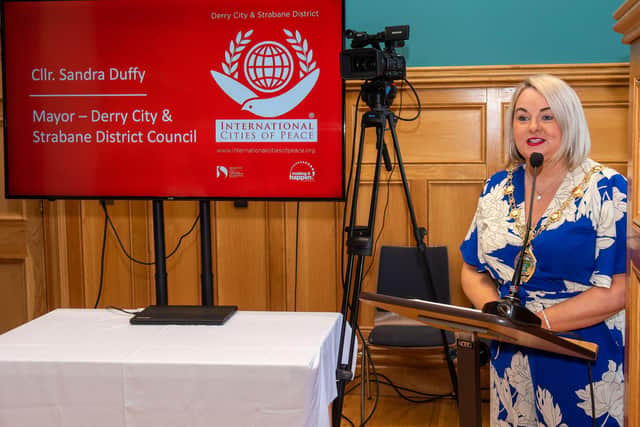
<box><xmin>530</xmin><ymin>152</ymin><xmax>544</xmax><ymax>168</ymax></box>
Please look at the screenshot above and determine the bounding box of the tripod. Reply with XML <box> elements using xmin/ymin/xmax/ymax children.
<box><xmin>331</xmin><ymin>80</ymin><xmax>458</xmax><ymax>426</ymax></box>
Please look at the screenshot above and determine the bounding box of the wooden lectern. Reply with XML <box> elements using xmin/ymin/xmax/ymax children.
<box><xmin>359</xmin><ymin>292</ymin><xmax>598</xmax><ymax>427</ymax></box>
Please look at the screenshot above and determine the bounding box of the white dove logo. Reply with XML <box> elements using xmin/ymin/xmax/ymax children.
<box><xmin>216</xmin><ymin>166</ymin><xmax>228</xmax><ymax>178</ymax></box>
<box><xmin>211</xmin><ymin>29</ymin><xmax>319</xmax><ymax>118</ymax></box>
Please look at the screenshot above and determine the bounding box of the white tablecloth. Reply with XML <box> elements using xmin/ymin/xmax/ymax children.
<box><xmin>0</xmin><ymin>309</ymin><xmax>354</xmax><ymax>427</ymax></box>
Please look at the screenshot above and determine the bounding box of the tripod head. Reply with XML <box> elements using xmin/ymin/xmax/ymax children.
<box><xmin>361</xmin><ymin>79</ymin><xmax>398</xmax><ymax>111</ymax></box>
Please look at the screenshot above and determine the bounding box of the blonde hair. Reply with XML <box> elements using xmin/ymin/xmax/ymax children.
<box><xmin>505</xmin><ymin>74</ymin><xmax>590</xmax><ymax>169</ymax></box>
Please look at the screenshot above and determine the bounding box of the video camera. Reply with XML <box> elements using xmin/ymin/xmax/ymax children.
<box><xmin>340</xmin><ymin>25</ymin><xmax>409</xmax><ymax>81</ymax></box>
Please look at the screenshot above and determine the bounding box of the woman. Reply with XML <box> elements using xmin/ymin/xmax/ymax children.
<box><xmin>460</xmin><ymin>74</ymin><xmax>626</xmax><ymax>426</ymax></box>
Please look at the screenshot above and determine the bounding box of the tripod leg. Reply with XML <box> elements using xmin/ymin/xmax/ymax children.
<box><xmin>360</xmin><ymin>350</ymin><xmax>366</xmax><ymax>424</ymax></box>
<box><xmin>333</xmin><ymin>110</ymin><xmax>390</xmax><ymax>426</ymax></box>
<box><xmin>441</xmin><ymin>330</ymin><xmax>459</xmax><ymax>400</ymax></box>
<box><xmin>332</xmin><ymin>268</ymin><xmax>353</xmax><ymax>426</ymax></box>
<box><xmin>332</xmin><ymin>255</ymin><xmax>366</xmax><ymax>426</ymax></box>
<box><xmin>332</xmin><ymin>381</ymin><xmax>346</xmax><ymax>426</ymax></box>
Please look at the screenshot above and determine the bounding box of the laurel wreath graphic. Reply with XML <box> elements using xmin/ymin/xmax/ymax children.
<box><xmin>283</xmin><ymin>29</ymin><xmax>317</xmax><ymax>78</ymax></box>
<box><xmin>222</xmin><ymin>30</ymin><xmax>253</xmax><ymax>79</ymax></box>
<box><xmin>221</xmin><ymin>29</ymin><xmax>316</xmax><ymax>81</ymax></box>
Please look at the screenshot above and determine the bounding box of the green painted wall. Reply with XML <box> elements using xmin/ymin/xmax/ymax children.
<box><xmin>345</xmin><ymin>1</ymin><xmax>629</xmax><ymax>66</ymax></box>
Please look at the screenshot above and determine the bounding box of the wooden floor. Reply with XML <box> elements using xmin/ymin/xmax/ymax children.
<box><xmin>342</xmin><ymin>393</ymin><xmax>490</xmax><ymax>426</ymax></box>
<box><xmin>339</xmin><ymin>364</ymin><xmax>491</xmax><ymax>426</ymax></box>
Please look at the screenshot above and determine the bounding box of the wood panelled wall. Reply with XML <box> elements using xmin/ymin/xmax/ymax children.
<box><xmin>0</xmin><ymin>101</ymin><xmax>47</xmax><ymax>332</ymax></box>
<box><xmin>630</xmin><ymin>47</ymin><xmax>640</xmax><ymax>427</ymax></box>
<box><xmin>0</xmin><ymin>64</ymin><xmax>629</xmax><ymax>335</ymax></box>
<box><xmin>614</xmin><ymin>2</ymin><xmax>640</xmax><ymax>425</ymax></box>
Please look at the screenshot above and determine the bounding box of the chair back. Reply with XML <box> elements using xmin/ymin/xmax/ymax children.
<box><xmin>376</xmin><ymin>246</ymin><xmax>450</xmax><ymax>304</ymax></box>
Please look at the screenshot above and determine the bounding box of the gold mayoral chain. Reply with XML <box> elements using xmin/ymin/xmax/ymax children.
<box><xmin>502</xmin><ymin>164</ymin><xmax>602</xmax><ymax>283</ymax></box>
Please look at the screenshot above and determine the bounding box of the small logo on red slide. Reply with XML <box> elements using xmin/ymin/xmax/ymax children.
<box><xmin>211</xmin><ymin>29</ymin><xmax>319</xmax><ymax>118</ymax></box>
<box><xmin>289</xmin><ymin>161</ymin><xmax>315</xmax><ymax>182</ymax></box>
<box><xmin>216</xmin><ymin>166</ymin><xmax>229</xmax><ymax>178</ymax></box>
<box><xmin>216</xmin><ymin>165</ymin><xmax>244</xmax><ymax>179</ymax></box>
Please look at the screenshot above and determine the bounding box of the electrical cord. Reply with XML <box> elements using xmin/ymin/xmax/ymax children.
<box><xmin>94</xmin><ymin>200</ymin><xmax>200</xmax><ymax>307</ymax></box>
<box><xmin>343</xmin><ymin>326</ymin><xmax>453</xmax><ymax>426</ymax></box>
<box><xmin>294</xmin><ymin>201</ymin><xmax>300</xmax><ymax>311</ymax></box>
<box><xmin>393</xmin><ymin>78</ymin><xmax>421</xmax><ymax>122</ymax></box>
<box><xmin>100</xmin><ymin>201</ymin><xmax>200</xmax><ymax>265</ymax></box>
<box><xmin>341</xmin><ymin>414</ymin><xmax>356</xmax><ymax>427</ymax></box>
<box><xmin>396</xmin><ymin>79</ymin><xmax>405</xmax><ymax>120</ymax></box>
<box><xmin>94</xmin><ymin>204</ymin><xmax>109</xmax><ymax>308</ymax></box>
<box><xmin>357</xmin><ymin>326</ymin><xmax>380</xmax><ymax>425</ymax></box>
<box><xmin>350</xmin><ymin>337</ymin><xmax>454</xmax><ymax>402</ymax></box>
<box><xmin>361</xmin><ymin>158</ymin><xmax>394</xmax><ymax>281</ymax></box>
<box><xmin>105</xmin><ymin>306</ymin><xmax>138</xmax><ymax>315</ymax></box>
<box><xmin>368</xmin><ymin>372</ymin><xmax>454</xmax><ymax>403</ymax></box>
<box><xmin>343</xmin><ymin>327</ymin><xmax>454</xmax><ymax>426</ymax></box>
<box><xmin>344</xmin><ymin>374</ymin><xmax>363</xmax><ymax>395</ymax></box>
<box><xmin>328</xmin><ymin>335</ymin><xmax>380</xmax><ymax>425</ymax></box>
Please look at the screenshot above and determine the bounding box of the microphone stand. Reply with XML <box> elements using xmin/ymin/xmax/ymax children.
<box><xmin>483</xmin><ymin>154</ymin><xmax>543</xmax><ymax>326</ymax></box>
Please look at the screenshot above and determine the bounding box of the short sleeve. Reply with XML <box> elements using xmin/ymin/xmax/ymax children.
<box><xmin>460</xmin><ymin>178</ymin><xmax>492</xmax><ymax>272</ymax></box>
<box><xmin>460</xmin><ymin>211</ymin><xmax>482</xmax><ymax>268</ymax></box>
<box><xmin>590</xmin><ymin>172</ymin><xmax>627</xmax><ymax>288</ymax></box>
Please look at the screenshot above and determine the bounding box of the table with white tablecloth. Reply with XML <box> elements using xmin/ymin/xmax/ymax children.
<box><xmin>0</xmin><ymin>309</ymin><xmax>353</xmax><ymax>427</ymax></box>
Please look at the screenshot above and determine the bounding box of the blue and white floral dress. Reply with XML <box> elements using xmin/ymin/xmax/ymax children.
<box><xmin>460</xmin><ymin>158</ymin><xmax>626</xmax><ymax>426</ymax></box>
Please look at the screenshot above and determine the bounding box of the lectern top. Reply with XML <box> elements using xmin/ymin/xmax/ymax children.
<box><xmin>360</xmin><ymin>292</ymin><xmax>597</xmax><ymax>361</ymax></box>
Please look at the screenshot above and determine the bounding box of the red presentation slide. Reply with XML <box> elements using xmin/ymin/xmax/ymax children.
<box><xmin>3</xmin><ymin>0</ymin><xmax>344</xmax><ymax>199</ymax></box>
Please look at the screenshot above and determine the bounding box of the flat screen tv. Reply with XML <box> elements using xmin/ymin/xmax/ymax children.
<box><xmin>2</xmin><ymin>0</ymin><xmax>345</xmax><ymax>200</ymax></box>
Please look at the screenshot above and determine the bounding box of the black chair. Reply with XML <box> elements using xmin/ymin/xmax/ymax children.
<box><xmin>361</xmin><ymin>245</ymin><xmax>458</xmax><ymax>400</ymax></box>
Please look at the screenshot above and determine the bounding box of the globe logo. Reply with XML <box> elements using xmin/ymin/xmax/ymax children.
<box><xmin>243</xmin><ymin>41</ymin><xmax>294</xmax><ymax>93</ymax></box>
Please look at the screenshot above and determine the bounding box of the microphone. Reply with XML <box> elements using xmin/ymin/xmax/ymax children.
<box><xmin>483</xmin><ymin>153</ymin><xmax>544</xmax><ymax>326</ymax></box>
<box><xmin>510</xmin><ymin>152</ymin><xmax>543</xmax><ymax>294</ymax></box>
<box><xmin>529</xmin><ymin>152</ymin><xmax>544</xmax><ymax>168</ymax></box>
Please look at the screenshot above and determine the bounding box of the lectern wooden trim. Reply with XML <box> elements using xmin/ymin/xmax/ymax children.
<box><xmin>359</xmin><ymin>292</ymin><xmax>598</xmax><ymax>427</ymax></box>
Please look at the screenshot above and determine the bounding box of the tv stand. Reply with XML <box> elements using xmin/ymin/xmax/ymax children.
<box><xmin>199</xmin><ymin>200</ymin><xmax>214</xmax><ymax>305</ymax></box>
<box><xmin>151</xmin><ymin>199</ymin><xmax>215</xmax><ymax>306</ymax></box>
<box><xmin>152</xmin><ymin>200</ymin><xmax>168</xmax><ymax>305</ymax></box>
